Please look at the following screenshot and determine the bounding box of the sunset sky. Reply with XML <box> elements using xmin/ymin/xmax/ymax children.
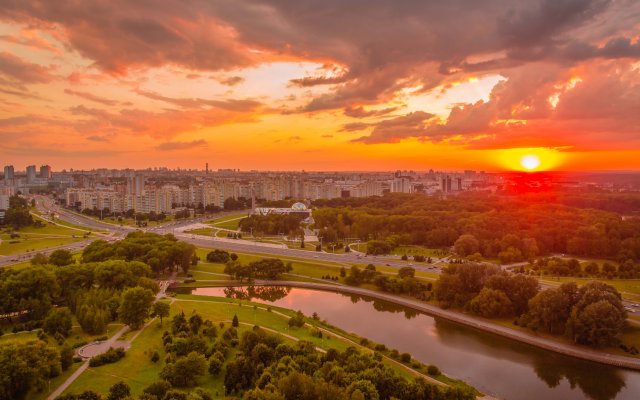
<box><xmin>1</xmin><ymin>0</ymin><xmax>639</xmax><ymax>171</ymax></box>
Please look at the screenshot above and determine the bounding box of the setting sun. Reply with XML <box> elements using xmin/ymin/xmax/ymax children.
<box><xmin>520</xmin><ymin>155</ymin><xmax>541</xmax><ymax>170</ymax></box>
<box><xmin>497</xmin><ymin>148</ymin><xmax>564</xmax><ymax>171</ymax></box>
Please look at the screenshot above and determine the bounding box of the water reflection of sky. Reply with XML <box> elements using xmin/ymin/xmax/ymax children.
<box><xmin>192</xmin><ymin>287</ymin><xmax>640</xmax><ymax>400</ymax></box>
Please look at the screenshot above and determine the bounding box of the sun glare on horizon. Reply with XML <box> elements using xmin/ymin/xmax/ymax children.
<box><xmin>520</xmin><ymin>154</ymin><xmax>541</xmax><ymax>171</ymax></box>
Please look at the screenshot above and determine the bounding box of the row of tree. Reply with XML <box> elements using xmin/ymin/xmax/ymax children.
<box><xmin>82</xmin><ymin>232</ymin><xmax>197</xmax><ymax>275</ymax></box>
<box><xmin>435</xmin><ymin>263</ymin><xmax>628</xmax><ymax>346</ymax></box>
<box><xmin>223</xmin><ymin>258</ymin><xmax>293</xmax><ymax>282</ymax></box>
<box><xmin>532</xmin><ymin>257</ymin><xmax>640</xmax><ymax>279</ymax></box>
<box><xmin>311</xmin><ymin>192</ymin><xmax>640</xmax><ymax>263</ymax></box>
<box><xmin>238</xmin><ymin>213</ymin><xmax>305</xmax><ymax>237</ymax></box>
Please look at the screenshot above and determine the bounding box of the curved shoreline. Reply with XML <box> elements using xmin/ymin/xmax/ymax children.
<box><xmin>186</xmin><ymin>280</ymin><xmax>640</xmax><ymax>371</ymax></box>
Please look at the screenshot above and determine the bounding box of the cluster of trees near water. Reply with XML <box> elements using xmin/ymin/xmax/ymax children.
<box><xmin>312</xmin><ymin>192</ymin><xmax>640</xmax><ymax>264</ymax></box>
<box><xmin>435</xmin><ymin>263</ymin><xmax>628</xmax><ymax>347</ymax></box>
<box><xmin>61</xmin><ymin>310</ymin><xmax>474</xmax><ymax>400</ymax></box>
<box><xmin>0</xmin><ymin>232</ymin><xmax>197</xmax><ymax>400</ymax></box>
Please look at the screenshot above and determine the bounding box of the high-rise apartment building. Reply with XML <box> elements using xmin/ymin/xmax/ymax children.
<box><xmin>3</xmin><ymin>165</ymin><xmax>14</xmax><ymax>180</ymax></box>
<box><xmin>26</xmin><ymin>165</ymin><xmax>37</xmax><ymax>183</ymax></box>
<box><xmin>40</xmin><ymin>165</ymin><xmax>52</xmax><ymax>179</ymax></box>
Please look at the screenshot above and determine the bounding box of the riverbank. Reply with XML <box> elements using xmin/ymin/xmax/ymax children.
<box><xmin>181</xmin><ymin>280</ymin><xmax>640</xmax><ymax>371</ymax></box>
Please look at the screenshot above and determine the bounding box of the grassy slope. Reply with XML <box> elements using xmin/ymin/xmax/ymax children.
<box><xmin>62</xmin><ymin>295</ymin><xmax>471</xmax><ymax>398</ymax></box>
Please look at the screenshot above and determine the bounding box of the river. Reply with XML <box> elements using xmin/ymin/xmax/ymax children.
<box><xmin>191</xmin><ymin>286</ymin><xmax>640</xmax><ymax>400</ymax></box>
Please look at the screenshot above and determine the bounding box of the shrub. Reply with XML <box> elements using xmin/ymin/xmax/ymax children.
<box><xmin>427</xmin><ymin>365</ymin><xmax>441</xmax><ymax>376</ymax></box>
<box><xmin>89</xmin><ymin>347</ymin><xmax>126</xmax><ymax>367</ymax></box>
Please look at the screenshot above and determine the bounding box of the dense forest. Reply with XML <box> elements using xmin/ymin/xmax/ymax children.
<box><xmin>0</xmin><ymin>233</ymin><xmax>197</xmax><ymax>400</ymax></box>
<box><xmin>312</xmin><ymin>192</ymin><xmax>640</xmax><ymax>263</ymax></box>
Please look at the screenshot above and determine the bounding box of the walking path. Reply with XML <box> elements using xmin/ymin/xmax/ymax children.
<box><xmin>48</xmin><ymin>325</ymin><xmax>129</xmax><ymax>399</ymax></box>
<box><xmin>47</xmin><ymin>280</ymin><xmax>173</xmax><ymax>399</ymax></box>
<box><xmin>214</xmin><ymin>280</ymin><xmax>640</xmax><ymax>371</ymax></box>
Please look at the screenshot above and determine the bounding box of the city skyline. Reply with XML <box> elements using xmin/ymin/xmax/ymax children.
<box><xmin>1</xmin><ymin>1</ymin><xmax>639</xmax><ymax>171</ymax></box>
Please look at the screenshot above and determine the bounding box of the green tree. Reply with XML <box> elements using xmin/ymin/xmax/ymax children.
<box><xmin>48</xmin><ymin>249</ymin><xmax>74</xmax><ymax>267</ymax></box>
<box><xmin>152</xmin><ymin>302</ymin><xmax>170</xmax><ymax>325</ymax></box>
<box><xmin>160</xmin><ymin>352</ymin><xmax>207</xmax><ymax>387</ymax></box>
<box><xmin>397</xmin><ymin>266</ymin><xmax>415</xmax><ymax>279</ymax></box>
<box><xmin>118</xmin><ymin>287</ymin><xmax>155</xmax><ymax>329</ymax></box>
<box><xmin>469</xmin><ymin>288</ymin><xmax>514</xmax><ymax>318</ymax></box>
<box><xmin>567</xmin><ymin>300</ymin><xmax>627</xmax><ymax>346</ymax></box>
<box><xmin>0</xmin><ymin>340</ymin><xmax>61</xmax><ymax>400</ymax></box>
<box><xmin>106</xmin><ymin>381</ymin><xmax>130</xmax><ymax>400</ymax></box>
<box><xmin>30</xmin><ymin>253</ymin><xmax>49</xmax><ymax>266</ymax></box>
<box><xmin>565</xmin><ymin>282</ymin><xmax>627</xmax><ymax>346</ymax></box>
<box><xmin>232</xmin><ymin>314</ymin><xmax>239</xmax><ymax>328</ymax></box>
<box><xmin>60</xmin><ymin>345</ymin><xmax>74</xmax><ymax>371</ymax></box>
<box><xmin>454</xmin><ymin>234</ymin><xmax>480</xmax><ymax>257</ymax></box>
<box><xmin>43</xmin><ymin>307</ymin><xmax>73</xmax><ymax>337</ymax></box>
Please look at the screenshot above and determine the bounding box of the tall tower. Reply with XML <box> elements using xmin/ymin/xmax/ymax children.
<box><xmin>205</xmin><ymin>163</ymin><xmax>209</xmax><ymax>174</ymax></box>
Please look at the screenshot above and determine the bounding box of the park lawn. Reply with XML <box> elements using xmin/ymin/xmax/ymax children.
<box><xmin>46</xmin><ymin>218</ymin><xmax>106</xmax><ymax>233</ymax></box>
<box><xmin>286</xmin><ymin>241</ymin><xmax>318</xmax><ymax>251</ymax></box>
<box><xmin>215</xmin><ymin>220</ymin><xmax>242</xmax><ymax>230</ymax></box>
<box><xmin>20</xmin><ymin>218</ymin><xmax>92</xmax><ymax>236</ymax></box>
<box><xmin>62</xmin><ymin>296</ymin><xmax>364</xmax><ymax>398</ymax></box>
<box><xmin>205</xmin><ymin>213</ymin><xmax>248</xmax><ymax>224</ymax></box>
<box><xmin>393</xmin><ymin>246</ymin><xmax>450</xmax><ymax>258</ymax></box>
<box><xmin>0</xmin><ymin>235</ymin><xmax>86</xmax><ymax>256</ymax></box>
<box><xmin>186</xmin><ymin>227</ymin><xmax>216</xmax><ymax>236</ymax></box>
<box><xmin>62</xmin><ymin>322</ymin><xmax>165</xmax><ymax>397</ymax></box>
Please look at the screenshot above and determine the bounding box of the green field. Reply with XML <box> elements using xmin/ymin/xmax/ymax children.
<box><xmin>186</xmin><ymin>227</ymin><xmax>217</xmax><ymax>236</ymax></box>
<box><xmin>0</xmin><ymin>219</ymin><xmax>96</xmax><ymax>256</ymax></box>
<box><xmin>204</xmin><ymin>213</ymin><xmax>248</xmax><ymax>231</ymax></box>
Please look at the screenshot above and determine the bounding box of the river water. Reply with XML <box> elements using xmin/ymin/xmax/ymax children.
<box><xmin>191</xmin><ymin>286</ymin><xmax>640</xmax><ymax>400</ymax></box>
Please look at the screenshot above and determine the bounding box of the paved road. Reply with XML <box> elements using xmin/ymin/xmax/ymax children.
<box><xmin>24</xmin><ymin>195</ymin><xmax>640</xmax><ymax>317</ymax></box>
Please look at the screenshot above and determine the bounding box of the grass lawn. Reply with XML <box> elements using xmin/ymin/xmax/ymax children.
<box><xmin>204</xmin><ymin>213</ymin><xmax>248</xmax><ymax>231</ymax></box>
<box><xmin>186</xmin><ymin>227</ymin><xmax>217</xmax><ymax>236</ymax></box>
<box><xmin>0</xmin><ymin>235</ymin><xmax>86</xmax><ymax>256</ymax></box>
<box><xmin>392</xmin><ymin>246</ymin><xmax>450</xmax><ymax>258</ymax></box>
<box><xmin>0</xmin><ymin>218</ymin><xmax>96</xmax><ymax>256</ymax></box>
